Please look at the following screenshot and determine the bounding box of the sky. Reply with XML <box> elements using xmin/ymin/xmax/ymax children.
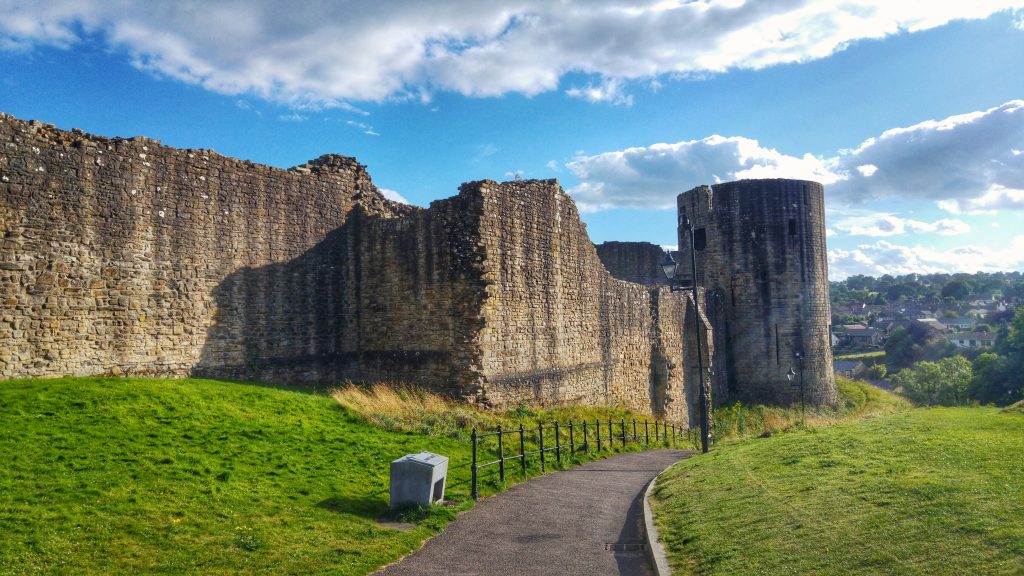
<box><xmin>1</xmin><ymin>1</ymin><xmax>1023</xmax><ymax>280</ymax></box>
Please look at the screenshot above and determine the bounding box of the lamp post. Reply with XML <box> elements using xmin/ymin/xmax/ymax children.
<box><xmin>786</xmin><ymin>350</ymin><xmax>805</xmax><ymax>424</ymax></box>
<box><xmin>661</xmin><ymin>214</ymin><xmax>710</xmax><ymax>453</ymax></box>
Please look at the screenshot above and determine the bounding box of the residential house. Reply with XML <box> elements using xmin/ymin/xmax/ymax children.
<box><xmin>949</xmin><ymin>332</ymin><xmax>996</xmax><ymax>349</ymax></box>
<box><xmin>833</xmin><ymin>359</ymin><xmax>867</xmax><ymax>378</ymax></box>
<box><xmin>944</xmin><ymin>317</ymin><xmax>978</xmax><ymax>332</ymax></box>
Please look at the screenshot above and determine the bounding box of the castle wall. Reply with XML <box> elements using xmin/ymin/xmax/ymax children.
<box><xmin>470</xmin><ymin>180</ymin><xmax>688</xmax><ymax>422</ymax></box>
<box><xmin>0</xmin><ymin>113</ymin><xmax>692</xmax><ymax>421</ymax></box>
<box><xmin>678</xmin><ymin>179</ymin><xmax>837</xmax><ymax>406</ymax></box>
<box><xmin>595</xmin><ymin>241</ymin><xmax>669</xmax><ymax>286</ymax></box>
<box><xmin>0</xmin><ymin>113</ymin><xmax>399</xmax><ymax>381</ymax></box>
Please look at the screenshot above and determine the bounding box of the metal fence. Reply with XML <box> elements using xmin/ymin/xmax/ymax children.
<box><xmin>470</xmin><ymin>418</ymin><xmax>690</xmax><ymax>499</ymax></box>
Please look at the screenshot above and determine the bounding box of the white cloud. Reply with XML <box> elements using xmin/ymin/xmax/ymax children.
<box><xmin>346</xmin><ymin>120</ymin><xmax>379</xmax><ymax>136</ymax></box>
<box><xmin>504</xmin><ymin>169</ymin><xmax>525</xmax><ymax>180</ymax></box>
<box><xmin>566</xmin><ymin>77</ymin><xmax>633</xmax><ymax>106</ymax></box>
<box><xmin>378</xmin><ymin>188</ymin><xmax>410</xmax><ymax>204</ymax></box>
<box><xmin>566</xmin><ymin>135</ymin><xmax>835</xmax><ymax>211</ymax></box>
<box><xmin>1</xmin><ymin>1</ymin><xmax>1021</xmax><ymax>105</ymax></box>
<box><xmin>567</xmin><ymin>100</ymin><xmax>1024</xmax><ymax>212</ymax></box>
<box><xmin>828</xmin><ymin>101</ymin><xmax>1024</xmax><ymax>208</ymax></box>
<box><xmin>832</xmin><ymin>213</ymin><xmax>970</xmax><ymax>237</ymax></box>
<box><xmin>828</xmin><ymin>236</ymin><xmax>1024</xmax><ymax>279</ymax></box>
<box><xmin>545</xmin><ymin>160</ymin><xmax>562</xmax><ymax>172</ymax></box>
<box><xmin>278</xmin><ymin>112</ymin><xmax>306</xmax><ymax>122</ymax></box>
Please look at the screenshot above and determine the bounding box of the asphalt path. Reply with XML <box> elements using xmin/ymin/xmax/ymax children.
<box><xmin>375</xmin><ymin>449</ymin><xmax>692</xmax><ymax>576</ymax></box>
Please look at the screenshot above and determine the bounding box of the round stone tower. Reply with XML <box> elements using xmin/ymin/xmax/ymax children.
<box><xmin>677</xmin><ymin>179</ymin><xmax>837</xmax><ymax>407</ymax></box>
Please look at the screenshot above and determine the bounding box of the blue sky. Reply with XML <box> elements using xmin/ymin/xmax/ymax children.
<box><xmin>2</xmin><ymin>1</ymin><xmax>1023</xmax><ymax>279</ymax></box>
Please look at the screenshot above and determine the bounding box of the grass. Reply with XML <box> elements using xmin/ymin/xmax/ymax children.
<box><xmin>651</xmin><ymin>405</ymin><xmax>1024</xmax><ymax>575</ymax></box>
<box><xmin>710</xmin><ymin>377</ymin><xmax>910</xmax><ymax>443</ymax></box>
<box><xmin>0</xmin><ymin>377</ymin><xmax>678</xmax><ymax>575</ymax></box>
<box><xmin>835</xmin><ymin>350</ymin><xmax>886</xmax><ymax>360</ymax></box>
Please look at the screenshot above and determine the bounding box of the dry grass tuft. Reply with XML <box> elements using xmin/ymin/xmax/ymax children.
<box><xmin>331</xmin><ymin>382</ymin><xmax>499</xmax><ymax>439</ymax></box>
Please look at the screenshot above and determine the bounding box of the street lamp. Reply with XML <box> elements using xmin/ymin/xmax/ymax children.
<box><xmin>660</xmin><ymin>214</ymin><xmax>710</xmax><ymax>453</ymax></box>
<box><xmin>786</xmin><ymin>351</ymin><xmax>805</xmax><ymax>424</ymax></box>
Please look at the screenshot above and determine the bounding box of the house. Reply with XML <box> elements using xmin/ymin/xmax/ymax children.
<box><xmin>944</xmin><ymin>316</ymin><xmax>978</xmax><ymax>332</ymax></box>
<box><xmin>833</xmin><ymin>359</ymin><xmax>867</xmax><ymax>378</ymax></box>
<box><xmin>949</xmin><ymin>332</ymin><xmax>996</xmax><ymax>349</ymax></box>
<box><xmin>842</xmin><ymin>326</ymin><xmax>883</xmax><ymax>347</ymax></box>
<box><xmin>916</xmin><ymin>318</ymin><xmax>949</xmax><ymax>333</ymax></box>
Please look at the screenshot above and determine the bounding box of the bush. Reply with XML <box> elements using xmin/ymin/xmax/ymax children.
<box><xmin>892</xmin><ymin>356</ymin><xmax>972</xmax><ymax>406</ymax></box>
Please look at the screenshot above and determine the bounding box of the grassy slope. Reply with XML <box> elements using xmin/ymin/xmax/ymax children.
<box><xmin>652</xmin><ymin>406</ymin><xmax>1024</xmax><ymax>575</ymax></box>
<box><xmin>0</xmin><ymin>377</ymin><xmax>679</xmax><ymax>575</ymax></box>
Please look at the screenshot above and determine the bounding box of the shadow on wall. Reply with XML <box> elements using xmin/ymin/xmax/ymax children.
<box><xmin>193</xmin><ymin>222</ymin><xmax>360</xmax><ymax>385</ymax></box>
<box><xmin>193</xmin><ymin>203</ymin><xmax>478</xmax><ymax>392</ymax></box>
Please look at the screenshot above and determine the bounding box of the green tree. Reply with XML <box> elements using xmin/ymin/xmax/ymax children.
<box><xmin>893</xmin><ymin>356</ymin><xmax>973</xmax><ymax>406</ymax></box>
<box><xmin>941</xmin><ymin>280</ymin><xmax>971</xmax><ymax>301</ymax></box>
<box><xmin>968</xmin><ymin>352</ymin><xmax>1010</xmax><ymax>404</ymax></box>
<box><xmin>866</xmin><ymin>364</ymin><xmax>887</xmax><ymax>380</ymax></box>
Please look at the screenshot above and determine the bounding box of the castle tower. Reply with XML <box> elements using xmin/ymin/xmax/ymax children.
<box><xmin>677</xmin><ymin>179</ymin><xmax>837</xmax><ymax>407</ymax></box>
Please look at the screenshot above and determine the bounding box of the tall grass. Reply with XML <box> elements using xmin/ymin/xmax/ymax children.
<box><xmin>711</xmin><ymin>377</ymin><xmax>910</xmax><ymax>443</ymax></box>
<box><xmin>331</xmin><ymin>382</ymin><xmax>500</xmax><ymax>439</ymax></box>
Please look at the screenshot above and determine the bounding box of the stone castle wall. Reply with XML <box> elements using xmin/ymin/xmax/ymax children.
<box><xmin>470</xmin><ymin>180</ymin><xmax>694</xmax><ymax>421</ymax></box>
<box><xmin>0</xmin><ymin>113</ymin><xmax>400</xmax><ymax>381</ymax></box>
<box><xmin>678</xmin><ymin>179</ymin><xmax>837</xmax><ymax>406</ymax></box>
<box><xmin>595</xmin><ymin>241</ymin><xmax>669</xmax><ymax>286</ymax></box>
<box><xmin>0</xmin><ymin>113</ymin><xmax>693</xmax><ymax>420</ymax></box>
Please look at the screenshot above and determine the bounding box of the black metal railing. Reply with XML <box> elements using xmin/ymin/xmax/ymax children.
<box><xmin>470</xmin><ymin>418</ymin><xmax>692</xmax><ymax>499</ymax></box>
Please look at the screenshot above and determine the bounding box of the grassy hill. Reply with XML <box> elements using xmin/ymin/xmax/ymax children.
<box><xmin>0</xmin><ymin>377</ymin><xmax>668</xmax><ymax>575</ymax></box>
<box><xmin>651</xmin><ymin>405</ymin><xmax>1024</xmax><ymax>575</ymax></box>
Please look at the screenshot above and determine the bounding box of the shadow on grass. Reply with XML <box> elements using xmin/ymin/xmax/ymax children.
<box><xmin>317</xmin><ymin>494</ymin><xmax>389</xmax><ymax>520</ymax></box>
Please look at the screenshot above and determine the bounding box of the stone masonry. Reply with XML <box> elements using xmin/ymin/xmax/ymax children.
<box><xmin>678</xmin><ymin>179</ymin><xmax>837</xmax><ymax>406</ymax></box>
<box><xmin>0</xmin><ymin>113</ymin><xmax>702</xmax><ymax>422</ymax></box>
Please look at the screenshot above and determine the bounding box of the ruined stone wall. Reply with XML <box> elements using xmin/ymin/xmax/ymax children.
<box><xmin>469</xmin><ymin>180</ymin><xmax>688</xmax><ymax>422</ymax></box>
<box><xmin>678</xmin><ymin>179</ymin><xmax>837</xmax><ymax>406</ymax></box>
<box><xmin>0</xmin><ymin>113</ymin><xmax>405</xmax><ymax>381</ymax></box>
<box><xmin>595</xmin><ymin>241</ymin><xmax>669</xmax><ymax>286</ymax></box>
<box><xmin>0</xmin><ymin>113</ymin><xmax>693</xmax><ymax>420</ymax></box>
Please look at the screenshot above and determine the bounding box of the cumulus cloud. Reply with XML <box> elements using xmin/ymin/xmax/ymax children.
<box><xmin>828</xmin><ymin>236</ymin><xmax>1024</xmax><ymax>279</ymax></box>
<box><xmin>566</xmin><ymin>78</ymin><xmax>633</xmax><ymax>106</ymax></box>
<box><xmin>378</xmin><ymin>188</ymin><xmax>409</xmax><ymax>204</ymax></box>
<box><xmin>832</xmin><ymin>213</ymin><xmax>970</xmax><ymax>237</ymax></box>
<box><xmin>0</xmin><ymin>1</ymin><xmax>1021</xmax><ymax>105</ymax></box>
<box><xmin>828</xmin><ymin>101</ymin><xmax>1024</xmax><ymax>209</ymax></box>
<box><xmin>566</xmin><ymin>135</ymin><xmax>834</xmax><ymax>211</ymax></box>
<box><xmin>568</xmin><ymin>100</ymin><xmax>1024</xmax><ymax>213</ymax></box>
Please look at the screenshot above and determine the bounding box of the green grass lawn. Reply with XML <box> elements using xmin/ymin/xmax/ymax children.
<box><xmin>0</xmin><ymin>377</ymin><xmax>677</xmax><ymax>575</ymax></box>
<box><xmin>651</xmin><ymin>406</ymin><xmax>1024</xmax><ymax>575</ymax></box>
<box><xmin>835</xmin><ymin>350</ymin><xmax>886</xmax><ymax>360</ymax></box>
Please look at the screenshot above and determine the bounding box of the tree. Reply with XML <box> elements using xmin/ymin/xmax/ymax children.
<box><xmin>893</xmin><ymin>356</ymin><xmax>973</xmax><ymax>406</ymax></box>
<box><xmin>866</xmin><ymin>364</ymin><xmax>887</xmax><ymax>380</ymax></box>
<box><xmin>941</xmin><ymin>280</ymin><xmax>971</xmax><ymax>301</ymax></box>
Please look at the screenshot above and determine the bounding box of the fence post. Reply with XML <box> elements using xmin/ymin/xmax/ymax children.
<box><xmin>539</xmin><ymin>421</ymin><xmax>545</xmax><ymax>472</ymax></box>
<box><xmin>569</xmin><ymin>420</ymin><xmax>575</xmax><ymax>457</ymax></box>
<box><xmin>632</xmin><ymin>419</ymin><xmax>637</xmax><ymax>442</ymax></box>
<box><xmin>583</xmin><ymin>420</ymin><xmax>589</xmax><ymax>453</ymax></box>
<box><xmin>645</xmin><ymin>420</ymin><xmax>649</xmax><ymax>444</ymax></box>
<box><xmin>555</xmin><ymin>421</ymin><xmax>562</xmax><ymax>465</ymax></box>
<box><xmin>608</xmin><ymin>418</ymin><xmax>613</xmax><ymax>449</ymax></box>
<box><xmin>655</xmin><ymin>420</ymin><xmax>659</xmax><ymax>443</ymax></box>
<box><xmin>471</xmin><ymin>428</ymin><xmax>478</xmax><ymax>500</ymax></box>
<box><xmin>621</xmin><ymin>419</ymin><xmax>626</xmax><ymax>448</ymax></box>
<box><xmin>596</xmin><ymin>419</ymin><xmax>602</xmax><ymax>451</ymax></box>
<box><xmin>519</xmin><ymin>423</ymin><xmax>527</xmax><ymax>476</ymax></box>
<box><xmin>497</xmin><ymin>424</ymin><xmax>505</xmax><ymax>484</ymax></box>
<box><xmin>669</xmin><ymin>423</ymin><xmax>674</xmax><ymax>448</ymax></box>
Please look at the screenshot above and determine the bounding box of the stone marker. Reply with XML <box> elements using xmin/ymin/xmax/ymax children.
<box><xmin>390</xmin><ymin>451</ymin><xmax>448</xmax><ymax>509</ymax></box>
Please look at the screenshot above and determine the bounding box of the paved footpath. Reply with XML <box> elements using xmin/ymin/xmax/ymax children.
<box><xmin>375</xmin><ymin>449</ymin><xmax>692</xmax><ymax>576</ymax></box>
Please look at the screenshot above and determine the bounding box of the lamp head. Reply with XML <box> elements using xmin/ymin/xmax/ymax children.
<box><xmin>660</xmin><ymin>251</ymin><xmax>678</xmax><ymax>281</ymax></box>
